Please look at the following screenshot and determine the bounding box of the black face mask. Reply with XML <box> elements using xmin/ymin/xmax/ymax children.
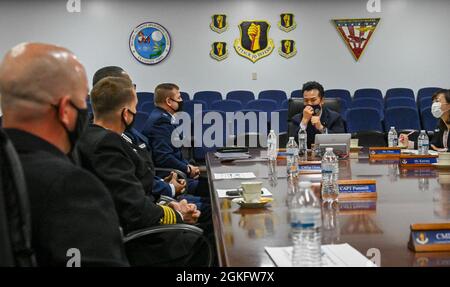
<box><xmin>169</xmin><ymin>98</ymin><xmax>184</xmax><ymax>112</ymax></box>
<box><xmin>55</xmin><ymin>101</ymin><xmax>89</xmax><ymax>150</ymax></box>
<box><xmin>122</xmin><ymin>108</ymin><xmax>136</xmax><ymax>132</ymax></box>
<box><xmin>308</xmin><ymin>104</ymin><xmax>322</xmax><ymax>116</ymax></box>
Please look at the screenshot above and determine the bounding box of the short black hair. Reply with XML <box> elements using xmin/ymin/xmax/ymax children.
<box><xmin>432</xmin><ymin>89</ymin><xmax>450</xmax><ymax>103</ymax></box>
<box><xmin>92</xmin><ymin>66</ymin><xmax>126</xmax><ymax>87</ymax></box>
<box><xmin>302</xmin><ymin>81</ymin><xmax>324</xmax><ymax>98</ymax></box>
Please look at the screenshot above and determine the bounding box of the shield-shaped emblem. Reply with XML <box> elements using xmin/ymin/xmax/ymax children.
<box><xmin>279</xmin><ymin>40</ymin><xmax>297</xmax><ymax>59</ymax></box>
<box><xmin>234</xmin><ymin>21</ymin><xmax>274</xmax><ymax>63</ymax></box>
<box><xmin>210</xmin><ymin>42</ymin><xmax>228</xmax><ymax>61</ymax></box>
<box><xmin>210</xmin><ymin>14</ymin><xmax>228</xmax><ymax>33</ymax></box>
<box><xmin>278</xmin><ymin>13</ymin><xmax>297</xmax><ymax>32</ymax></box>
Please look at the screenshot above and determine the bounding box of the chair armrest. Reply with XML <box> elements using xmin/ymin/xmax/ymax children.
<box><xmin>123</xmin><ymin>224</ymin><xmax>204</xmax><ymax>243</ymax></box>
<box><xmin>154</xmin><ymin>167</ymin><xmax>187</xmax><ymax>180</ymax></box>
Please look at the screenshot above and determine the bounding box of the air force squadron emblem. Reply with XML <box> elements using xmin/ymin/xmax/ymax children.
<box><xmin>210</xmin><ymin>14</ymin><xmax>228</xmax><ymax>33</ymax></box>
<box><xmin>210</xmin><ymin>42</ymin><xmax>228</xmax><ymax>61</ymax></box>
<box><xmin>234</xmin><ymin>21</ymin><xmax>274</xmax><ymax>63</ymax></box>
<box><xmin>278</xmin><ymin>13</ymin><xmax>297</xmax><ymax>32</ymax></box>
<box><xmin>279</xmin><ymin>40</ymin><xmax>297</xmax><ymax>59</ymax></box>
<box><xmin>129</xmin><ymin>22</ymin><xmax>171</xmax><ymax>65</ymax></box>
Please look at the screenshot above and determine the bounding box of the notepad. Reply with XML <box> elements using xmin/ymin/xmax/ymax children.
<box><xmin>265</xmin><ymin>243</ymin><xmax>377</xmax><ymax>267</ymax></box>
<box><xmin>214</xmin><ymin>172</ymin><xmax>257</xmax><ymax>180</ymax></box>
<box><xmin>214</xmin><ymin>152</ymin><xmax>251</xmax><ymax>160</ymax></box>
<box><xmin>216</xmin><ymin>187</ymin><xmax>272</xmax><ymax>198</ymax></box>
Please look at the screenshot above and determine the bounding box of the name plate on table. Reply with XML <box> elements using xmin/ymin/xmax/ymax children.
<box><xmin>337</xmin><ymin>180</ymin><xmax>377</xmax><ymax>200</ymax></box>
<box><xmin>369</xmin><ymin>147</ymin><xmax>401</xmax><ymax>159</ymax></box>
<box><xmin>408</xmin><ymin>223</ymin><xmax>450</xmax><ymax>252</ymax></box>
<box><xmin>399</xmin><ymin>154</ymin><xmax>438</xmax><ymax>168</ymax></box>
<box><xmin>339</xmin><ymin>200</ymin><xmax>377</xmax><ymax>215</ymax></box>
<box><xmin>298</xmin><ymin>161</ymin><xmax>321</xmax><ymax>174</ymax></box>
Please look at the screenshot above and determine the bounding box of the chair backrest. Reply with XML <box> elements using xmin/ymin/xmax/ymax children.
<box><xmin>385</xmin><ymin>97</ymin><xmax>417</xmax><ymax>109</ymax></box>
<box><xmin>134</xmin><ymin>112</ymin><xmax>150</xmax><ymax>132</ymax></box>
<box><xmin>184</xmin><ymin>100</ymin><xmax>207</xmax><ymax>119</ymax></box>
<box><xmin>325</xmin><ymin>89</ymin><xmax>352</xmax><ymax>109</ymax></box>
<box><xmin>290</xmin><ymin>89</ymin><xmax>302</xmax><ymax>98</ymax></box>
<box><xmin>272</xmin><ymin>109</ymin><xmax>288</xmax><ymax>134</ymax></box>
<box><xmin>226</xmin><ymin>91</ymin><xmax>255</xmax><ymax>106</ymax></box>
<box><xmin>139</xmin><ymin>102</ymin><xmax>155</xmax><ymax>114</ymax></box>
<box><xmin>287</xmin><ymin>98</ymin><xmax>341</xmax><ymax>120</ymax></box>
<box><xmin>345</xmin><ymin>108</ymin><xmax>383</xmax><ymax>133</ymax></box>
<box><xmin>192</xmin><ymin>111</ymin><xmax>227</xmax><ymax>162</ymax></box>
<box><xmin>351</xmin><ymin>98</ymin><xmax>384</xmax><ymax>116</ymax></box>
<box><xmin>352</xmin><ymin>131</ymin><xmax>387</xmax><ymax>147</ymax></box>
<box><xmin>180</xmin><ymin>92</ymin><xmax>190</xmax><ymax>102</ymax></box>
<box><xmin>384</xmin><ymin>107</ymin><xmax>421</xmax><ymax>131</ymax></box>
<box><xmin>418</xmin><ymin>87</ymin><xmax>442</xmax><ymax>101</ymax></box>
<box><xmin>354</xmin><ymin>89</ymin><xmax>383</xmax><ymax>103</ymax></box>
<box><xmin>385</xmin><ymin>88</ymin><xmax>415</xmax><ymax>101</ymax></box>
<box><xmin>210</xmin><ymin>100</ymin><xmax>243</xmax><ymax>113</ymax></box>
<box><xmin>258</xmin><ymin>90</ymin><xmax>287</xmax><ymax>107</ymax></box>
<box><xmin>0</xmin><ymin>129</ymin><xmax>36</xmax><ymax>267</ymax></box>
<box><xmin>421</xmin><ymin>106</ymin><xmax>439</xmax><ymax>132</ymax></box>
<box><xmin>418</xmin><ymin>97</ymin><xmax>432</xmax><ymax>110</ymax></box>
<box><xmin>136</xmin><ymin>92</ymin><xmax>154</xmax><ymax>110</ymax></box>
<box><xmin>246</xmin><ymin>99</ymin><xmax>279</xmax><ymax>114</ymax></box>
<box><xmin>281</xmin><ymin>99</ymin><xmax>289</xmax><ymax>110</ymax></box>
<box><xmin>193</xmin><ymin>91</ymin><xmax>222</xmax><ymax>109</ymax></box>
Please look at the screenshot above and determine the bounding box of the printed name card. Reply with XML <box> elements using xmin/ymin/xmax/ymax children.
<box><xmin>337</xmin><ymin>179</ymin><xmax>377</xmax><ymax>200</ymax></box>
<box><xmin>369</xmin><ymin>147</ymin><xmax>401</xmax><ymax>159</ymax></box>
<box><xmin>339</xmin><ymin>200</ymin><xmax>377</xmax><ymax>215</ymax></box>
<box><xmin>399</xmin><ymin>154</ymin><xmax>438</xmax><ymax>168</ymax></box>
<box><xmin>408</xmin><ymin>223</ymin><xmax>450</xmax><ymax>252</ymax></box>
<box><xmin>298</xmin><ymin>161</ymin><xmax>322</xmax><ymax>174</ymax></box>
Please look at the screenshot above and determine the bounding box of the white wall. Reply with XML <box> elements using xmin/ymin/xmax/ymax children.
<box><xmin>0</xmin><ymin>0</ymin><xmax>449</xmax><ymax>100</ymax></box>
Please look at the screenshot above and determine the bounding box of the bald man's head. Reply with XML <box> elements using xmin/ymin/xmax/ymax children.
<box><xmin>0</xmin><ymin>42</ymin><xmax>88</xmax><ymax>120</ymax></box>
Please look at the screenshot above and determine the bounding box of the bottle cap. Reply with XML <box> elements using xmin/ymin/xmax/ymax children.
<box><xmin>421</xmin><ymin>130</ymin><xmax>425</xmax><ymax>133</ymax></box>
<box><xmin>326</xmin><ymin>147</ymin><xmax>333</xmax><ymax>152</ymax></box>
<box><xmin>299</xmin><ymin>181</ymin><xmax>312</xmax><ymax>188</ymax></box>
<box><xmin>289</xmin><ymin>137</ymin><xmax>294</xmax><ymax>140</ymax></box>
<box><xmin>390</xmin><ymin>126</ymin><xmax>395</xmax><ymax>129</ymax></box>
<box><xmin>270</xmin><ymin>129</ymin><xmax>275</xmax><ymax>133</ymax></box>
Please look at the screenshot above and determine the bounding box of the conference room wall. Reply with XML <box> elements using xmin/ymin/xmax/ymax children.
<box><xmin>0</xmin><ymin>0</ymin><xmax>449</xmax><ymax>104</ymax></box>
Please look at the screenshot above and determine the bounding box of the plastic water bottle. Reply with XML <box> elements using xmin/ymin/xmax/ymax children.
<box><xmin>297</xmin><ymin>128</ymin><xmax>308</xmax><ymax>161</ymax></box>
<box><xmin>286</xmin><ymin>137</ymin><xmax>299</xmax><ymax>176</ymax></box>
<box><xmin>321</xmin><ymin>148</ymin><xmax>339</xmax><ymax>203</ymax></box>
<box><xmin>290</xmin><ymin>181</ymin><xmax>322</xmax><ymax>267</ymax></box>
<box><xmin>417</xmin><ymin>130</ymin><xmax>429</xmax><ymax>155</ymax></box>
<box><xmin>388</xmin><ymin>127</ymin><xmax>398</xmax><ymax>147</ymax></box>
<box><xmin>267</xmin><ymin>130</ymin><xmax>278</xmax><ymax>160</ymax></box>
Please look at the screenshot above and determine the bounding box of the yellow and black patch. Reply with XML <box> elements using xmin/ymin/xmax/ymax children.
<box><xmin>278</xmin><ymin>13</ymin><xmax>297</xmax><ymax>32</ymax></box>
<box><xmin>210</xmin><ymin>14</ymin><xmax>228</xmax><ymax>33</ymax></box>
<box><xmin>234</xmin><ymin>20</ymin><xmax>274</xmax><ymax>63</ymax></box>
<box><xmin>278</xmin><ymin>39</ymin><xmax>297</xmax><ymax>59</ymax></box>
<box><xmin>210</xmin><ymin>42</ymin><xmax>228</xmax><ymax>61</ymax></box>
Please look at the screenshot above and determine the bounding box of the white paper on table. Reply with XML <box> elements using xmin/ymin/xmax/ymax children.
<box><xmin>401</xmin><ymin>149</ymin><xmax>438</xmax><ymax>156</ymax></box>
<box><xmin>265</xmin><ymin>243</ymin><xmax>377</xmax><ymax>267</ymax></box>
<box><xmin>214</xmin><ymin>172</ymin><xmax>256</xmax><ymax>180</ymax></box>
<box><xmin>216</xmin><ymin>187</ymin><xmax>272</xmax><ymax>199</ymax></box>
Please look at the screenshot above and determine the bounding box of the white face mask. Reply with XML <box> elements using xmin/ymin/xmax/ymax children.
<box><xmin>432</xmin><ymin>102</ymin><xmax>444</xmax><ymax>118</ymax></box>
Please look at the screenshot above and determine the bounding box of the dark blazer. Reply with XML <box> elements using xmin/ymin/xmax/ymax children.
<box><xmin>431</xmin><ymin>122</ymin><xmax>450</xmax><ymax>150</ymax></box>
<box><xmin>142</xmin><ymin>107</ymin><xmax>189</xmax><ymax>174</ymax></box>
<box><xmin>77</xmin><ymin>124</ymin><xmax>181</xmax><ymax>234</ymax></box>
<box><xmin>293</xmin><ymin>107</ymin><xmax>346</xmax><ymax>148</ymax></box>
<box><xmin>4</xmin><ymin>129</ymin><xmax>128</xmax><ymax>267</ymax></box>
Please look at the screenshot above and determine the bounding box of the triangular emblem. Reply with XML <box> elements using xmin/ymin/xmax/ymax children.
<box><xmin>333</xmin><ymin>18</ymin><xmax>380</xmax><ymax>61</ymax></box>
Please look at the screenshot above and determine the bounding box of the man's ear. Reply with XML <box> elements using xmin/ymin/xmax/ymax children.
<box><xmin>57</xmin><ymin>96</ymin><xmax>72</xmax><ymax>129</ymax></box>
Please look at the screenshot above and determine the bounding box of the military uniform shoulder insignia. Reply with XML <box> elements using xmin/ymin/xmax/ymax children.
<box><xmin>234</xmin><ymin>20</ymin><xmax>274</xmax><ymax>63</ymax></box>
<box><xmin>121</xmin><ymin>133</ymin><xmax>133</xmax><ymax>144</ymax></box>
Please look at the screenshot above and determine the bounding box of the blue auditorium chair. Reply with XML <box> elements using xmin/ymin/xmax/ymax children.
<box><xmin>193</xmin><ymin>91</ymin><xmax>222</xmax><ymax>109</ymax></box>
<box><xmin>291</xmin><ymin>90</ymin><xmax>302</xmax><ymax>98</ymax></box>
<box><xmin>385</xmin><ymin>88</ymin><xmax>415</xmax><ymax>101</ymax></box>
<box><xmin>226</xmin><ymin>90</ymin><xmax>255</xmax><ymax>106</ymax></box>
<box><xmin>211</xmin><ymin>100</ymin><xmax>243</xmax><ymax>113</ymax></box>
<box><xmin>180</xmin><ymin>92</ymin><xmax>191</xmax><ymax>102</ymax></box>
<box><xmin>246</xmin><ymin>99</ymin><xmax>279</xmax><ymax>115</ymax></box>
<box><xmin>351</xmin><ymin>98</ymin><xmax>384</xmax><ymax>119</ymax></box>
<box><xmin>345</xmin><ymin>108</ymin><xmax>383</xmax><ymax>133</ymax></box>
<box><xmin>136</xmin><ymin>92</ymin><xmax>154</xmax><ymax>110</ymax></box>
<box><xmin>258</xmin><ymin>90</ymin><xmax>287</xmax><ymax>108</ymax></box>
<box><xmin>184</xmin><ymin>100</ymin><xmax>207</xmax><ymax>119</ymax></box>
<box><xmin>272</xmin><ymin>109</ymin><xmax>288</xmax><ymax>133</ymax></box>
<box><xmin>192</xmin><ymin>110</ymin><xmax>227</xmax><ymax>162</ymax></box>
<box><xmin>325</xmin><ymin>89</ymin><xmax>352</xmax><ymax>109</ymax></box>
<box><xmin>385</xmin><ymin>97</ymin><xmax>417</xmax><ymax>109</ymax></box>
<box><xmin>418</xmin><ymin>97</ymin><xmax>433</xmax><ymax>110</ymax></box>
<box><xmin>421</xmin><ymin>107</ymin><xmax>439</xmax><ymax>132</ymax></box>
<box><xmin>418</xmin><ymin>87</ymin><xmax>442</xmax><ymax>101</ymax></box>
<box><xmin>384</xmin><ymin>107</ymin><xmax>421</xmax><ymax>131</ymax></box>
<box><xmin>281</xmin><ymin>99</ymin><xmax>289</xmax><ymax>110</ymax></box>
<box><xmin>140</xmin><ymin>102</ymin><xmax>155</xmax><ymax>114</ymax></box>
<box><xmin>354</xmin><ymin>88</ymin><xmax>383</xmax><ymax>103</ymax></box>
<box><xmin>134</xmin><ymin>112</ymin><xmax>149</xmax><ymax>132</ymax></box>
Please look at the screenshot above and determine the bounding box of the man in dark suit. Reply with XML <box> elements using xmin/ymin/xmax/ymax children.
<box><xmin>77</xmin><ymin>76</ymin><xmax>208</xmax><ymax>266</ymax></box>
<box><xmin>293</xmin><ymin>81</ymin><xmax>346</xmax><ymax>148</ymax></box>
<box><xmin>0</xmin><ymin>43</ymin><xmax>128</xmax><ymax>266</ymax></box>
<box><xmin>142</xmin><ymin>84</ymin><xmax>210</xmax><ymax>198</ymax></box>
